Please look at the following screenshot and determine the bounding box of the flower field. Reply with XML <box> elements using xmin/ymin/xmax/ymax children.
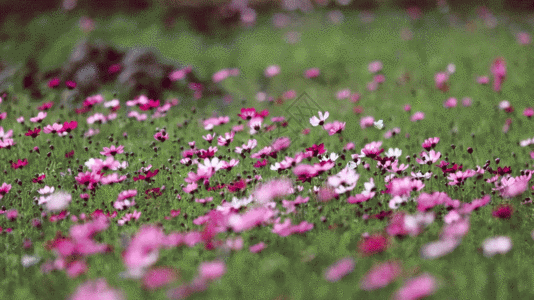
<box><xmin>1</xmin><ymin>2</ymin><xmax>534</xmax><ymax>299</ymax></box>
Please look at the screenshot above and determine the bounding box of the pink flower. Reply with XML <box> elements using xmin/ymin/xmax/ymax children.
<box><xmin>198</xmin><ymin>260</ymin><xmax>226</xmax><ymax>281</ymax></box>
<box><xmin>434</xmin><ymin>72</ymin><xmax>449</xmax><ymax>92</ymax></box>
<box><xmin>403</xmin><ymin>104</ymin><xmax>411</xmax><ymax>112</ymax></box>
<box><xmin>360</xmin><ymin>261</ymin><xmax>402</xmax><ymax>290</ymax></box>
<box><xmin>360</xmin><ymin>116</ymin><xmax>375</xmax><ymax>129</ymax></box>
<box><xmin>477</xmin><ymin>76</ymin><xmax>489</xmax><ymax>84</ymax></box>
<box><xmin>142</xmin><ymin>267</ymin><xmax>178</xmax><ymax>290</ymax></box>
<box><xmin>250</xmin><ymin>242</ymin><xmax>266</xmax><ymax>253</ymax></box>
<box><xmin>154</xmin><ymin>130</ymin><xmax>168</xmax><ymax>142</ymax></box>
<box><xmin>493</xmin><ymin>173</ymin><xmax>531</xmax><ymax>198</ymax></box>
<box><xmin>212</xmin><ymin>69</ymin><xmax>230</xmax><ymax>83</ymax></box>
<box><xmin>443</xmin><ymin>97</ymin><xmax>457</xmax><ymax>108</ymax></box>
<box><xmin>69</xmin><ymin>278</ymin><xmax>125</xmax><ymax>300</ymax></box>
<box><xmin>491</xmin><ymin>57</ymin><xmax>506</xmax><ymax>92</ymax></box>
<box><xmin>336</xmin><ymin>89</ymin><xmax>351</xmax><ymax>100</ymax></box>
<box><xmin>517</xmin><ymin>32</ymin><xmax>531</xmax><ymax>45</ymax></box>
<box><xmin>323</xmin><ymin>121</ymin><xmax>345</xmax><ymax>135</ymax></box>
<box><xmin>368</xmin><ymin>61</ymin><xmax>383</xmax><ymax>73</ymax></box>
<box><xmin>304</xmin><ymin>68</ymin><xmax>320</xmax><ymax>78</ymax></box>
<box><xmin>30</xmin><ymin>112</ymin><xmax>47</xmax><ymax>123</ymax></box>
<box><xmin>410</xmin><ymin>111</ymin><xmax>425</xmax><ymax>122</ymax></box>
<box><xmin>462</xmin><ymin>97</ymin><xmax>472</xmax><ymax>107</ymax></box>
<box><xmin>324</xmin><ymin>258</ymin><xmax>355</xmax><ymax>282</ymax></box>
<box><xmin>482</xmin><ymin>236</ymin><xmax>512</xmax><ymax>257</ymax></box>
<box><xmin>0</xmin><ymin>182</ymin><xmax>11</xmax><ymax>199</ymax></box>
<box><xmin>265</xmin><ymin>65</ymin><xmax>280</xmax><ymax>77</ymax></box>
<box><xmin>393</xmin><ymin>273</ymin><xmax>437</xmax><ymax>300</ymax></box>
<box><xmin>523</xmin><ymin>107</ymin><xmax>534</xmax><ymax>118</ymax></box>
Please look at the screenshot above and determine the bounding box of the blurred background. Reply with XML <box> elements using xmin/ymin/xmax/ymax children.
<box><xmin>1</xmin><ymin>0</ymin><xmax>533</xmax><ymax>113</ymax></box>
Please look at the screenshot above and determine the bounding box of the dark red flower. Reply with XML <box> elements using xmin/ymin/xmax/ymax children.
<box><xmin>108</xmin><ymin>64</ymin><xmax>122</xmax><ymax>74</ymax></box>
<box><xmin>25</xmin><ymin>127</ymin><xmax>41</xmax><ymax>138</ymax></box>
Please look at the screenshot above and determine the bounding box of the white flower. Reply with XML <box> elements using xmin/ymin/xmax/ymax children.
<box><xmin>320</xmin><ymin>152</ymin><xmax>339</xmax><ymax>162</ymax></box>
<box><xmin>385</xmin><ymin>148</ymin><xmax>402</xmax><ymax>158</ymax></box>
<box><xmin>447</xmin><ymin>63</ymin><xmax>456</xmax><ymax>74</ymax></box>
<box><xmin>373</xmin><ymin>119</ymin><xmax>384</xmax><ymax>129</ymax></box>
<box><xmin>270</xmin><ymin>162</ymin><xmax>281</xmax><ymax>171</ymax></box>
<box><xmin>310</xmin><ymin>111</ymin><xmax>329</xmax><ymax>127</ymax></box>
<box><xmin>389</xmin><ymin>195</ymin><xmax>408</xmax><ymax>209</ymax></box>
<box><xmin>21</xmin><ymin>255</ymin><xmax>40</xmax><ymax>268</ymax></box>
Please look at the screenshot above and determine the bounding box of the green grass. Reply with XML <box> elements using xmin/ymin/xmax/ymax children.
<box><xmin>1</xmin><ymin>5</ymin><xmax>534</xmax><ymax>300</ymax></box>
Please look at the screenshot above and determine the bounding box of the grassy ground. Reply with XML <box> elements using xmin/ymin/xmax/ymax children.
<box><xmin>1</xmin><ymin>5</ymin><xmax>534</xmax><ymax>300</ymax></box>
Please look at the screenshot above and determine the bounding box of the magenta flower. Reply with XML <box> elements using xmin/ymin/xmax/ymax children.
<box><xmin>492</xmin><ymin>204</ymin><xmax>514</xmax><ymax>219</ymax></box>
<box><xmin>324</xmin><ymin>257</ymin><xmax>355</xmax><ymax>282</ymax></box>
<box><xmin>393</xmin><ymin>273</ymin><xmax>438</xmax><ymax>300</ymax></box>
<box><xmin>360</xmin><ymin>261</ymin><xmax>402</xmax><ymax>290</ymax></box>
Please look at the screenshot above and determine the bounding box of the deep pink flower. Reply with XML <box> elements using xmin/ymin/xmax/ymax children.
<box><xmin>249</xmin><ymin>242</ymin><xmax>266</xmax><ymax>253</ymax></box>
<box><xmin>434</xmin><ymin>72</ymin><xmax>449</xmax><ymax>92</ymax></box>
<box><xmin>48</xmin><ymin>78</ymin><xmax>61</xmax><ymax>88</ymax></box>
<box><xmin>443</xmin><ymin>97</ymin><xmax>457</xmax><ymax>108</ymax></box>
<box><xmin>358</xmin><ymin>234</ymin><xmax>388</xmax><ymax>255</ymax></box>
<box><xmin>523</xmin><ymin>107</ymin><xmax>534</xmax><ymax>118</ymax></box>
<box><xmin>11</xmin><ymin>158</ymin><xmax>28</xmax><ymax>169</ymax></box>
<box><xmin>25</xmin><ymin>127</ymin><xmax>41</xmax><ymax>138</ymax></box>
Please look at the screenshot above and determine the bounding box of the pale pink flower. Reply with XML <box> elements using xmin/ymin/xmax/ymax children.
<box><xmin>482</xmin><ymin>236</ymin><xmax>512</xmax><ymax>257</ymax></box>
<box><xmin>42</xmin><ymin>191</ymin><xmax>72</xmax><ymax>212</ymax></box>
<box><xmin>421</xmin><ymin>239</ymin><xmax>461</xmax><ymax>259</ymax></box>
<box><xmin>462</xmin><ymin>97</ymin><xmax>472</xmax><ymax>107</ymax></box>
<box><xmin>368</xmin><ymin>61</ymin><xmax>383</xmax><ymax>73</ymax></box>
<box><xmin>477</xmin><ymin>76</ymin><xmax>489</xmax><ymax>84</ymax></box>
<box><xmin>323</xmin><ymin>121</ymin><xmax>345</xmax><ymax>135</ymax></box>
<box><xmin>198</xmin><ymin>260</ymin><xmax>226</xmax><ymax>281</ymax></box>
<box><xmin>336</xmin><ymin>89</ymin><xmax>351</xmax><ymax>100</ymax></box>
<box><xmin>142</xmin><ymin>267</ymin><xmax>178</xmax><ymax>291</ymax></box>
<box><xmin>69</xmin><ymin>278</ymin><xmax>125</xmax><ymax>300</ymax></box>
<box><xmin>265</xmin><ymin>65</ymin><xmax>280</xmax><ymax>77</ymax></box>
<box><xmin>324</xmin><ymin>258</ymin><xmax>355</xmax><ymax>282</ymax></box>
<box><xmin>517</xmin><ymin>32</ymin><xmax>531</xmax><ymax>45</ymax></box>
<box><xmin>410</xmin><ymin>111</ymin><xmax>425</xmax><ymax>122</ymax></box>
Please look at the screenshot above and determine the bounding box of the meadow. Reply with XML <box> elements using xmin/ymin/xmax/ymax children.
<box><xmin>1</xmin><ymin>2</ymin><xmax>534</xmax><ymax>299</ymax></box>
